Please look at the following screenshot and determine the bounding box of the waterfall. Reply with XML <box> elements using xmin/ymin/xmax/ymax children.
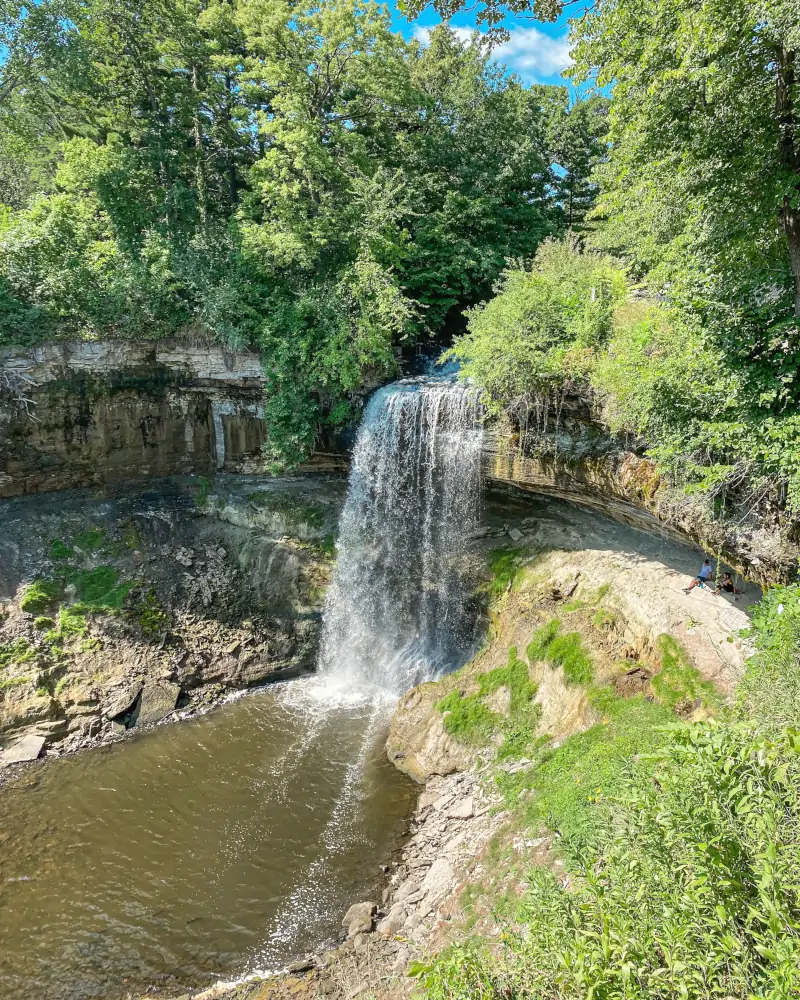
<box><xmin>318</xmin><ymin>376</ymin><xmax>484</xmax><ymax>695</ymax></box>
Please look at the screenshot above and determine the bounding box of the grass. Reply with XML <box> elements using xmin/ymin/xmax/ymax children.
<box><xmin>0</xmin><ymin>675</ymin><xmax>30</xmax><ymax>690</ymax></box>
<box><xmin>437</xmin><ymin>647</ymin><xmax>542</xmax><ymax>758</ymax></box>
<box><xmin>526</xmin><ymin>618</ymin><xmax>594</xmax><ymax>685</ymax></box>
<box><xmin>33</xmin><ymin>615</ymin><xmax>54</xmax><ymax>630</ymax></box>
<box><xmin>651</xmin><ymin>633</ymin><xmax>718</xmax><ymax>710</ymax></box>
<box><xmin>437</xmin><ymin>688</ymin><xmax>501</xmax><ymax>746</ymax></box>
<box><xmin>54</xmin><ymin>676</ymin><xmax>70</xmax><ymax>698</ymax></box>
<box><xmin>496</xmin><ymin>686</ymin><xmax>677</xmax><ymax>858</ymax></box>
<box><xmin>486</xmin><ymin>546</ymin><xmax>524</xmax><ymax>597</ymax></box>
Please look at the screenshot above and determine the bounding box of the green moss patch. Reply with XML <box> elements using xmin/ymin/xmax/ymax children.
<box><xmin>73</xmin><ymin>528</ymin><xmax>107</xmax><ymax>552</ymax></box>
<box><xmin>0</xmin><ymin>675</ymin><xmax>30</xmax><ymax>691</ymax></box>
<box><xmin>0</xmin><ymin>638</ymin><xmax>37</xmax><ymax>669</ymax></box>
<box><xmin>437</xmin><ymin>688</ymin><xmax>501</xmax><ymax>746</ymax></box>
<box><xmin>651</xmin><ymin>633</ymin><xmax>718</xmax><ymax>710</ymax></box>
<box><xmin>526</xmin><ymin>618</ymin><xmax>594</xmax><ymax>685</ymax></box>
<box><xmin>437</xmin><ymin>647</ymin><xmax>541</xmax><ymax>759</ymax></box>
<box><xmin>485</xmin><ymin>546</ymin><xmax>524</xmax><ymax>597</ymax></box>
<box><xmin>137</xmin><ymin>590</ymin><xmax>170</xmax><ymax>635</ymax></box>
<box><xmin>49</xmin><ymin>539</ymin><xmax>74</xmax><ymax>560</ymax></box>
<box><xmin>20</xmin><ymin>579</ymin><xmax>63</xmax><ymax>615</ymax></box>
<box><xmin>64</xmin><ymin>566</ymin><xmax>132</xmax><ymax>609</ymax></box>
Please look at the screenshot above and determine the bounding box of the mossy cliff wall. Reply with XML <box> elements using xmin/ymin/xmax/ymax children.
<box><xmin>0</xmin><ymin>341</ymin><xmax>268</xmax><ymax>497</ymax></box>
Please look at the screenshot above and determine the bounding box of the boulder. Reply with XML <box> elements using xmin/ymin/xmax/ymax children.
<box><xmin>103</xmin><ymin>681</ymin><xmax>143</xmax><ymax>720</ymax></box>
<box><xmin>447</xmin><ymin>797</ymin><xmax>474</xmax><ymax>820</ymax></box>
<box><xmin>376</xmin><ymin>902</ymin><xmax>407</xmax><ymax>936</ymax></box>
<box><xmin>342</xmin><ymin>901</ymin><xmax>376</xmax><ymax>938</ymax></box>
<box><xmin>131</xmin><ymin>681</ymin><xmax>181</xmax><ymax>728</ymax></box>
<box><xmin>1</xmin><ymin>733</ymin><xmax>46</xmax><ymax>766</ymax></box>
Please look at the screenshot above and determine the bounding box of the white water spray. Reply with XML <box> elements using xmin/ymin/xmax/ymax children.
<box><xmin>319</xmin><ymin>375</ymin><xmax>484</xmax><ymax>695</ymax></box>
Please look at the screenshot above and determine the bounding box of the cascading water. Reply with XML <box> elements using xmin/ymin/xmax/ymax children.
<box><xmin>318</xmin><ymin>375</ymin><xmax>484</xmax><ymax>695</ymax></box>
<box><xmin>255</xmin><ymin>373</ymin><xmax>485</xmax><ymax>972</ymax></box>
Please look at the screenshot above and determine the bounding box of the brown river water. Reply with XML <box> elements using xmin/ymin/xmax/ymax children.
<box><xmin>0</xmin><ymin>681</ymin><xmax>415</xmax><ymax>1000</ymax></box>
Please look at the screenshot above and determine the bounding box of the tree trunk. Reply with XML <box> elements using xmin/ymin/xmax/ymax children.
<box><xmin>776</xmin><ymin>48</ymin><xmax>800</xmax><ymax>319</ymax></box>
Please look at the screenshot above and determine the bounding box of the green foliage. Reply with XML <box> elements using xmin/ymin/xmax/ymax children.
<box><xmin>73</xmin><ymin>528</ymin><xmax>106</xmax><ymax>552</ymax></box>
<box><xmin>137</xmin><ymin>591</ymin><xmax>170</xmax><ymax>636</ymax></box>
<box><xmin>449</xmin><ymin>238</ymin><xmax>628</xmax><ymax>413</ymax></box>
<box><xmin>428</xmin><ymin>721</ymin><xmax>800</xmax><ymax>1000</ymax></box>
<box><xmin>436</xmin><ymin>687</ymin><xmax>501</xmax><ymax>747</ymax></box>
<box><xmin>437</xmin><ymin>647</ymin><xmax>542</xmax><ymax>758</ymax></box>
<box><xmin>525</xmin><ymin>618</ymin><xmax>562</xmax><ymax>662</ymax></box>
<box><xmin>33</xmin><ymin>616</ymin><xmax>54</xmax><ymax>630</ymax></box>
<box><xmin>651</xmin><ymin>634</ymin><xmax>718</xmax><ymax>711</ymax></box>
<box><xmin>738</xmin><ymin>582</ymin><xmax>800</xmax><ymax>727</ymax></box>
<box><xmin>0</xmin><ymin>674</ymin><xmax>30</xmax><ymax>690</ymax></box>
<box><xmin>0</xmin><ymin>638</ymin><xmax>36</xmax><ymax>669</ymax></box>
<box><xmin>19</xmin><ymin>579</ymin><xmax>62</xmax><ymax>615</ymax></box>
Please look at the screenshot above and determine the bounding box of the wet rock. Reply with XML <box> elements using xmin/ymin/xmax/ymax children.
<box><xmin>508</xmin><ymin>527</ymin><xmax>523</xmax><ymax>542</ymax></box>
<box><xmin>131</xmin><ymin>681</ymin><xmax>181</xmax><ymax>727</ymax></box>
<box><xmin>447</xmin><ymin>797</ymin><xmax>474</xmax><ymax>820</ymax></box>
<box><xmin>1</xmin><ymin>733</ymin><xmax>46</xmax><ymax>766</ymax></box>
<box><xmin>342</xmin><ymin>901</ymin><xmax>375</xmax><ymax>937</ymax></box>
<box><xmin>103</xmin><ymin>681</ymin><xmax>143</xmax><ymax>720</ymax></box>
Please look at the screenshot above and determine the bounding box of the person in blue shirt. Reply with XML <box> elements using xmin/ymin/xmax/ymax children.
<box><xmin>684</xmin><ymin>559</ymin><xmax>713</xmax><ymax>593</ymax></box>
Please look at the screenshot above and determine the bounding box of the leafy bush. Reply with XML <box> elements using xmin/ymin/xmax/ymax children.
<box><xmin>448</xmin><ymin>238</ymin><xmax>627</xmax><ymax>414</ymax></box>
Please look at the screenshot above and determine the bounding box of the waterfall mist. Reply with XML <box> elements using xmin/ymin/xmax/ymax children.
<box><xmin>319</xmin><ymin>376</ymin><xmax>484</xmax><ymax>695</ymax></box>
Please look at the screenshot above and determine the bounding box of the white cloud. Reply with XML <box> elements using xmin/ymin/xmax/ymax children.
<box><xmin>494</xmin><ymin>27</ymin><xmax>571</xmax><ymax>79</ymax></box>
<box><xmin>412</xmin><ymin>23</ymin><xmax>571</xmax><ymax>82</ymax></box>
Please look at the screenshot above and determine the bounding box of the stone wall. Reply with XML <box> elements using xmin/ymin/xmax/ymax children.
<box><xmin>0</xmin><ymin>340</ymin><xmax>268</xmax><ymax>497</ymax></box>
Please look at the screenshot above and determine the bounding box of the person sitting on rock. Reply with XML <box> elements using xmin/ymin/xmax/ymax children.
<box><xmin>715</xmin><ymin>572</ymin><xmax>742</xmax><ymax>596</ymax></box>
<box><xmin>684</xmin><ymin>559</ymin><xmax>713</xmax><ymax>592</ymax></box>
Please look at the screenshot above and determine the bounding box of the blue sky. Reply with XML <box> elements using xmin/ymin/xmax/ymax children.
<box><xmin>389</xmin><ymin>3</ymin><xmax>574</xmax><ymax>88</ymax></box>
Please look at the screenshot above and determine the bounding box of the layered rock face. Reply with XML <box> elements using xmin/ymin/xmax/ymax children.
<box><xmin>0</xmin><ymin>476</ymin><xmax>343</xmax><ymax>764</ymax></box>
<box><xmin>483</xmin><ymin>398</ymin><xmax>800</xmax><ymax>585</ymax></box>
<box><xmin>0</xmin><ymin>340</ymin><xmax>268</xmax><ymax>497</ymax></box>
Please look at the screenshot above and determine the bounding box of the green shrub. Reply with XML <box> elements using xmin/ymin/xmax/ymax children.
<box><xmin>20</xmin><ymin>579</ymin><xmax>62</xmax><ymax>614</ymax></box>
<box><xmin>426</xmin><ymin>722</ymin><xmax>800</xmax><ymax>1000</ymax></box>
<box><xmin>33</xmin><ymin>616</ymin><xmax>54</xmax><ymax>630</ymax></box>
